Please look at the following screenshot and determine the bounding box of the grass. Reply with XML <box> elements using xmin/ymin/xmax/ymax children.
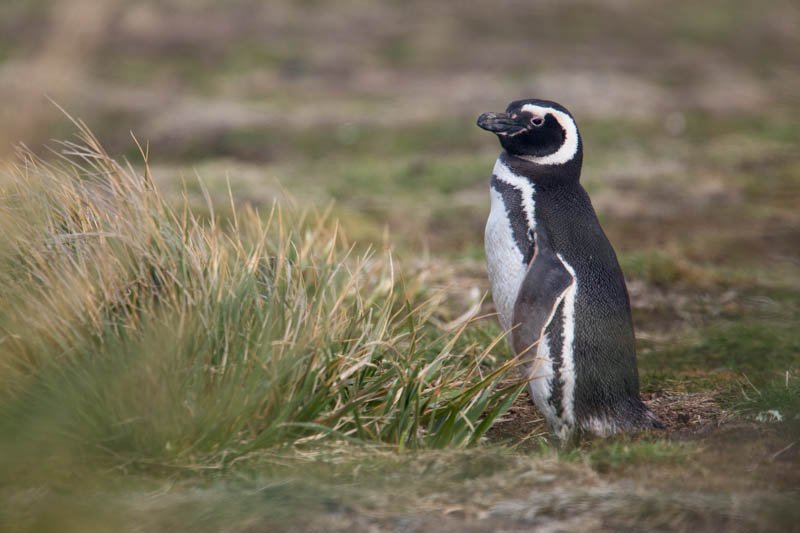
<box><xmin>1</xmin><ymin>109</ymin><xmax>797</xmax><ymax>529</ymax></box>
<box><xmin>5</xmin><ymin>440</ymin><xmax>796</xmax><ymax>533</ymax></box>
<box><xmin>572</xmin><ymin>438</ymin><xmax>694</xmax><ymax>474</ymax></box>
<box><xmin>7</xmin><ymin>121</ymin><xmax>797</xmax><ymax>531</ymax></box>
<box><xmin>1</xmin><ymin>109</ymin><xmax>797</xmax><ymax>531</ymax></box>
<box><xmin>0</xmin><ymin>122</ymin><xmax>798</xmax><ymax>532</ymax></box>
<box><xmin>0</xmin><ymin>122</ymin><xmax>527</xmax><ymax>485</ymax></box>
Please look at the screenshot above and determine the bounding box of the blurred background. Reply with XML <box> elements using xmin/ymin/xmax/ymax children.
<box><xmin>2</xmin><ymin>2</ymin><xmax>799</xmax><ymax>530</ymax></box>
<box><xmin>2</xmin><ymin>0</ymin><xmax>798</xmax><ymax>263</ymax></box>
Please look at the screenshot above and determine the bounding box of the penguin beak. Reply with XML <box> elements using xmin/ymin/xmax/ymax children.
<box><xmin>477</xmin><ymin>112</ymin><xmax>523</xmax><ymax>135</ymax></box>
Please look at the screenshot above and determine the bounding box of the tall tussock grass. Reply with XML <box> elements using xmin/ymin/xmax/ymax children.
<box><xmin>0</xmin><ymin>122</ymin><xmax>521</xmax><ymax>471</ymax></box>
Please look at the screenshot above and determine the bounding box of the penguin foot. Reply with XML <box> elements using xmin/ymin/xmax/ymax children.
<box><xmin>577</xmin><ymin>400</ymin><xmax>665</xmax><ymax>438</ymax></box>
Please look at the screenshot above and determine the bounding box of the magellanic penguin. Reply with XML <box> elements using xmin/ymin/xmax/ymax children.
<box><xmin>478</xmin><ymin>98</ymin><xmax>663</xmax><ymax>441</ymax></box>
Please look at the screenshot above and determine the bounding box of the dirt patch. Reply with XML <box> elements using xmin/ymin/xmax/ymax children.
<box><xmin>644</xmin><ymin>390</ymin><xmax>733</xmax><ymax>436</ymax></box>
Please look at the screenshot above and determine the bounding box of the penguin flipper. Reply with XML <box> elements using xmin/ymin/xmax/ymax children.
<box><xmin>511</xmin><ymin>230</ymin><xmax>574</xmax><ymax>359</ymax></box>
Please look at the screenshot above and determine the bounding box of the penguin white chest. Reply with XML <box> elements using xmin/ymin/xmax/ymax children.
<box><xmin>485</xmin><ymin>187</ymin><xmax>527</xmax><ymax>332</ymax></box>
<box><xmin>483</xmin><ymin>159</ymin><xmax>536</xmax><ymax>332</ymax></box>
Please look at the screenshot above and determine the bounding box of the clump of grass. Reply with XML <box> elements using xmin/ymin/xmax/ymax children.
<box><xmin>582</xmin><ymin>439</ymin><xmax>692</xmax><ymax>473</ymax></box>
<box><xmin>549</xmin><ymin>435</ymin><xmax>693</xmax><ymax>474</ymax></box>
<box><xmin>732</xmin><ymin>370</ymin><xmax>800</xmax><ymax>435</ymax></box>
<box><xmin>0</xmin><ymin>121</ymin><xmax>523</xmax><ymax>474</ymax></box>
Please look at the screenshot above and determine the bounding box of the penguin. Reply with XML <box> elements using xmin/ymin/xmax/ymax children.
<box><xmin>477</xmin><ymin>98</ymin><xmax>663</xmax><ymax>441</ymax></box>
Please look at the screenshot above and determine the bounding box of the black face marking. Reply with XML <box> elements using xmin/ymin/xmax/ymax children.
<box><xmin>498</xmin><ymin>112</ymin><xmax>565</xmax><ymax>158</ymax></box>
<box><xmin>491</xmin><ymin>174</ymin><xmax>534</xmax><ymax>264</ymax></box>
<box><xmin>545</xmin><ymin>300</ymin><xmax>565</xmax><ymax>418</ymax></box>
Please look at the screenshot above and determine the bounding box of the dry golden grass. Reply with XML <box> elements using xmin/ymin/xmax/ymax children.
<box><xmin>0</xmin><ymin>120</ymin><xmax>525</xmax><ymax>473</ymax></box>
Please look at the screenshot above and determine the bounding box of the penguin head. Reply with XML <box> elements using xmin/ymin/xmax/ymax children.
<box><xmin>477</xmin><ymin>99</ymin><xmax>581</xmax><ymax>166</ymax></box>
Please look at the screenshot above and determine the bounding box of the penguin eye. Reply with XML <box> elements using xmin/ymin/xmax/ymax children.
<box><xmin>530</xmin><ymin>116</ymin><xmax>544</xmax><ymax>127</ymax></box>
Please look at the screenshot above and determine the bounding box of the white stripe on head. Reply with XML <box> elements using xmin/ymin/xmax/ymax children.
<box><xmin>518</xmin><ymin>103</ymin><xmax>580</xmax><ymax>166</ymax></box>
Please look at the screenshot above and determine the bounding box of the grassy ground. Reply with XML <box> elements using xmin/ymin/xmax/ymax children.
<box><xmin>1</xmin><ymin>1</ymin><xmax>799</xmax><ymax>531</ymax></box>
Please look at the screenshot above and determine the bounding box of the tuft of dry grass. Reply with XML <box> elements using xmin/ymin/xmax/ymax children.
<box><xmin>0</xmin><ymin>121</ymin><xmax>524</xmax><ymax>473</ymax></box>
